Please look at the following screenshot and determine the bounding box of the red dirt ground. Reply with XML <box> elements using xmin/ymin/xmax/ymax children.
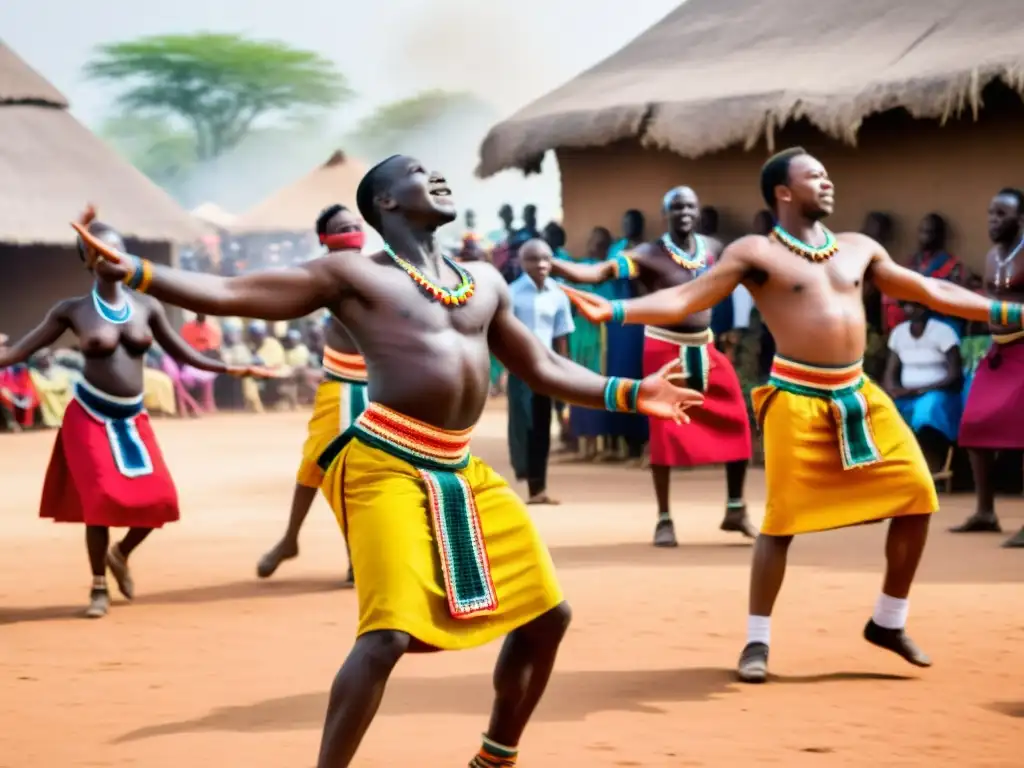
<box><xmin>0</xmin><ymin>406</ymin><xmax>1021</xmax><ymax>767</ymax></box>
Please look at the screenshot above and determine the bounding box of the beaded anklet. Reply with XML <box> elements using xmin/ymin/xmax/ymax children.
<box><xmin>989</xmin><ymin>300</ymin><xmax>1023</xmax><ymax>327</ymax></box>
<box><xmin>603</xmin><ymin>376</ymin><xmax>642</xmax><ymax>413</ymax></box>
<box><xmin>469</xmin><ymin>735</ymin><xmax>518</xmax><ymax>767</ymax></box>
<box><xmin>122</xmin><ymin>255</ymin><xmax>154</xmax><ymax>293</ymax></box>
<box><xmin>610</xmin><ymin>299</ymin><xmax>627</xmax><ymax>324</ymax></box>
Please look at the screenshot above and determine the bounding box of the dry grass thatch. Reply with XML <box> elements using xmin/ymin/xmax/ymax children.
<box><xmin>0</xmin><ymin>42</ymin><xmax>204</xmax><ymax>245</ymax></box>
<box><xmin>477</xmin><ymin>0</ymin><xmax>1024</xmax><ymax>177</ymax></box>
<box><xmin>231</xmin><ymin>150</ymin><xmax>368</xmax><ymax>235</ymax></box>
<box><xmin>191</xmin><ymin>202</ymin><xmax>237</xmax><ymax>230</ymax></box>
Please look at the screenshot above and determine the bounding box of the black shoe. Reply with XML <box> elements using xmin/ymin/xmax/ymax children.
<box><xmin>737</xmin><ymin>641</ymin><xmax>769</xmax><ymax>683</ymax></box>
<box><xmin>863</xmin><ymin>619</ymin><xmax>931</xmax><ymax>667</ymax></box>
<box><xmin>85</xmin><ymin>588</ymin><xmax>109</xmax><ymax>619</ymax></box>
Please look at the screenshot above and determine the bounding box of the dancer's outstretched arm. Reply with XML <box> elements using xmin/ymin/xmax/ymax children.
<box><xmin>0</xmin><ymin>301</ymin><xmax>73</xmax><ymax>368</ymax></box>
<box><xmin>561</xmin><ymin>241</ymin><xmax>752</xmax><ymax>327</ymax></box>
<box><xmin>74</xmin><ymin>223</ymin><xmax>350</xmax><ymax>321</ymax></box>
<box><xmin>550</xmin><ymin>257</ymin><xmax>621</xmax><ymax>285</ymax></box>
<box><xmin>485</xmin><ymin>269</ymin><xmax>703</xmax><ymax>423</ymax></box>
<box><xmin>146</xmin><ymin>299</ymin><xmax>267</xmax><ymax>377</ymax></box>
<box><xmin>868</xmin><ymin>238</ymin><xmax>1022</xmax><ymax>324</ymax></box>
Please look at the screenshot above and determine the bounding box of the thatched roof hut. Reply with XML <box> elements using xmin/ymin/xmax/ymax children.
<box><xmin>475</xmin><ymin>0</ymin><xmax>1024</xmax><ymax>266</ymax></box>
<box><xmin>478</xmin><ymin>0</ymin><xmax>1024</xmax><ymax>177</ymax></box>
<box><xmin>0</xmin><ymin>42</ymin><xmax>201</xmax><ymax>336</ymax></box>
<box><xmin>231</xmin><ymin>150</ymin><xmax>367</xmax><ymax>235</ymax></box>
<box><xmin>191</xmin><ymin>202</ymin><xmax>237</xmax><ymax>231</ymax></box>
<box><xmin>0</xmin><ymin>42</ymin><xmax>203</xmax><ymax>245</ymax></box>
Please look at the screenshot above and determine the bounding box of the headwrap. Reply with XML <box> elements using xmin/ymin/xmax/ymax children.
<box><xmin>320</xmin><ymin>231</ymin><xmax>366</xmax><ymax>251</ymax></box>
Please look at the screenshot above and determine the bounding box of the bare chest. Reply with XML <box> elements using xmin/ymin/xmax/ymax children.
<box><xmin>70</xmin><ymin>300</ymin><xmax>153</xmax><ymax>355</ymax></box>
<box><xmin>984</xmin><ymin>244</ymin><xmax>1024</xmax><ymax>295</ymax></box>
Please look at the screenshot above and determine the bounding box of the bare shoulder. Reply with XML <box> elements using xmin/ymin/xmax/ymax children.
<box><xmin>53</xmin><ymin>296</ymin><xmax>84</xmax><ymax>317</ymax></box>
<box><xmin>462</xmin><ymin>259</ymin><xmax>505</xmax><ymax>288</ymax></box>
<box><xmin>701</xmin><ymin>234</ymin><xmax>725</xmax><ymax>254</ymax></box>
<box><xmin>631</xmin><ymin>240</ymin><xmax>660</xmax><ymax>259</ymax></box>
<box><xmin>837</xmin><ymin>231</ymin><xmax>883</xmax><ymax>256</ymax></box>
<box><xmin>721</xmin><ymin>234</ymin><xmax>770</xmax><ymax>264</ymax></box>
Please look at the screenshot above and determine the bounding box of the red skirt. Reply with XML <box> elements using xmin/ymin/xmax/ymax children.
<box><xmin>959</xmin><ymin>337</ymin><xmax>1024</xmax><ymax>450</ymax></box>
<box><xmin>642</xmin><ymin>330</ymin><xmax>752</xmax><ymax>467</ymax></box>
<box><xmin>39</xmin><ymin>384</ymin><xmax>179</xmax><ymax>528</ymax></box>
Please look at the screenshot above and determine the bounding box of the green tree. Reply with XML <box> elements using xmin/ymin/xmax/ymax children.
<box><xmin>99</xmin><ymin>114</ymin><xmax>197</xmax><ymax>189</ymax></box>
<box><xmin>348</xmin><ymin>90</ymin><xmax>492</xmax><ymax>156</ymax></box>
<box><xmin>87</xmin><ymin>33</ymin><xmax>351</xmax><ymax>161</ymax></box>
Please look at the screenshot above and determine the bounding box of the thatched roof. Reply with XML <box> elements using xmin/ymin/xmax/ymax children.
<box><xmin>231</xmin><ymin>150</ymin><xmax>367</xmax><ymax>234</ymax></box>
<box><xmin>477</xmin><ymin>0</ymin><xmax>1024</xmax><ymax>177</ymax></box>
<box><xmin>191</xmin><ymin>202</ymin><xmax>237</xmax><ymax>230</ymax></box>
<box><xmin>0</xmin><ymin>42</ymin><xmax>205</xmax><ymax>246</ymax></box>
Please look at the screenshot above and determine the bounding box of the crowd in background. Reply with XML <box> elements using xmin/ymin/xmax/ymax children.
<box><xmin>0</xmin><ymin>200</ymin><xmax>1011</xmax><ymax>493</ymax></box>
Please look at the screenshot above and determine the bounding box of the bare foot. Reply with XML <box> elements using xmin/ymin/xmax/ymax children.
<box><xmin>720</xmin><ymin>505</ymin><xmax>758</xmax><ymax>539</ymax></box>
<box><xmin>527</xmin><ymin>493</ymin><xmax>561</xmax><ymax>505</ymax></box>
<box><xmin>106</xmin><ymin>545</ymin><xmax>134</xmax><ymax>600</ymax></box>
<box><xmin>948</xmin><ymin>512</ymin><xmax>1002</xmax><ymax>533</ymax></box>
<box><xmin>257</xmin><ymin>539</ymin><xmax>299</xmax><ymax>579</ymax></box>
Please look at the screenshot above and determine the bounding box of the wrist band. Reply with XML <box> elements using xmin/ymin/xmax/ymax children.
<box><xmin>610</xmin><ymin>299</ymin><xmax>626</xmax><ymax>324</ymax></box>
<box><xmin>123</xmin><ymin>255</ymin><xmax>154</xmax><ymax>293</ymax></box>
<box><xmin>989</xmin><ymin>301</ymin><xmax>1023</xmax><ymax>326</ymax></box>
<box><xmin>613</xmin><ymin>253</ymin><xmax>639</xmax><ymax>280</ymax></box>
<box><xmin>603</xmin><ymin>376</ymin><xmax>642</xmax><ymax>413</ymax></box>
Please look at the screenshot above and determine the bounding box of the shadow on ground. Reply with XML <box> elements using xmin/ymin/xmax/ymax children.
<box><xmin>113</xmin><ymin>666</ymin><xmax>917</xmax><ymax>743</ymax></box>
<box><xmin>0</xmin><ymin>578</ymin><xmax>345</xmax><ymax>626</ymax></box>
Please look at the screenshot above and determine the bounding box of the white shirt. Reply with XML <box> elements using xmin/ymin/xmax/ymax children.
<box><xmin>888</xmin><ymin>319</ymin><xmax>959</xmax><ymax>389</ymax></box>
<box><xmin>732</xmin><ymin>285</ymin><xmax>754</xmax><ymax>329</ymax></box>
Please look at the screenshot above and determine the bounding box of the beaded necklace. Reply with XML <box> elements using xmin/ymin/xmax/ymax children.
<box><xmin>771</xmin><ymin>224</ymin><xmax>840</xmax><ymax>262</ymax></box>
<box><xmin>660</xmin><ymin>232</ymin><xmax>706</xmax><ymax>270</ymax></box>
<box><xmin>91</xmin><ymin>286</ymin><xmax>133</xmax><ymax>324</ymax></box>
<box><xmin>383</xmin><ymin>244</ymin><xmax>475</xmax><ymax>306</ymax></box>
<box><xmin>993</xmin><ymin>235</ymin><xmax>1024</xmax><ymax>289</ymax></box>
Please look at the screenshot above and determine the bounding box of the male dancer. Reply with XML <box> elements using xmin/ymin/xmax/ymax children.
<box><xmin>953</xmin><ymin>187</ymin><xmax>1024</xmax><ymax>548</ymax></box>
<box><xmin>73</xmin><ymin>155</ymin><xmax>703</xmax><ymax>767</ymax></box>
<box><xmin>258</xmin><ymin>204</ymin><xmax>368</xmax><ymax>583</ymax></box>
<box><xmin>551</xmin><ymin>187</ymin><xmax>754</xmax><ymax>546</ymax></box>
<box><xmin>562</xmin><ymin>147</ymin><xmax>1024</xmax><ymax>683</ymax></box>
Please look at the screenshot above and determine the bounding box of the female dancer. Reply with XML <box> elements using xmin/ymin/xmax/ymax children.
<box><xmin>0</xmin><ymin>214</ymin><xmax>265</xmax><ymax>617</ymax></box>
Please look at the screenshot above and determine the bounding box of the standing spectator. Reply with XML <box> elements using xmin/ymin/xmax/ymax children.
<box><xmin>28</xmin><ymin>349</ymin><xmax>75</xmax><ymax>427</ymax></box>
<box><xmin>505</xmin><ymin>239</ymin><xmax>575</xmax><ymax>504</ymax></box>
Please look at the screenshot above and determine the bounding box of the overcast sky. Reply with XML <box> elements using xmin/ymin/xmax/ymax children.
<box><xmin>2</xmin><ymin>0</ymin><xmax>681</xmax><ymax>223</ymax></box>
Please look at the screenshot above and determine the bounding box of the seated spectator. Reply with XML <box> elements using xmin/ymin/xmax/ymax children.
<box><xmin>27</xmin><ymin>349</ymin><xmax>75</xmax><ymax>427</ymax></box>
<box><xmin>283</xmin><ymin>329</ymin><xmax>316</xmax><ymax>404</ymax></box>
<box><xmin>218</xmin><ymin>322</ymin><xmax>263</xmax><ymax>412</ymax></box>
<box><xmin>142</xmin><ymin>349</ymin><xmax>178</xmax><ymax>417</ymax></box>
<box><xmin>0</xmin><ymin>333</ymin><xmax>41</xmax><ymax>431</ymax></box>
<box><xmin>179</xmin><ymin>313</ymin><xmax>223</xmax><ymax>356</ymax></box>
<box><xmin>883</xmin><ymin>302</ymin><xmax>963</xmax><ymax>473</ymax></box>
<box><xmin>248</xmin><ymin>320</ymin><xmax>293</xmax><ymax>408</ymax></box>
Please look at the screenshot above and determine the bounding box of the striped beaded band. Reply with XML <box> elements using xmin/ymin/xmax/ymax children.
<box><xmin>613</xmin><ymin>252</ymin><xmax>639</xmax><ymax>279</ymax></box>
<box><xmin>602</xmin><ymin>376</ymin><xmax>641</xmax><ymax>413</ymax></box>
<box><xmin>610</xmin><ymin>299</ymin><xmax>627</xmax><ymax>324</ymax></box>
<box><xmin>989</xmin><ymin>300</ymin><xmax>1023</xmax><ymax>327</ymax></box>
<box><xmin>122</xmin><ymin>255</ymin><xmax>153</xmax><ymax>293</ymax></box>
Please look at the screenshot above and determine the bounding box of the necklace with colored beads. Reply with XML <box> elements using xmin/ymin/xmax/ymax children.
<box><xmin>91</xmin><ymin>286</ymin><xmax>133</xmax><ymax>324</ymax></box>
<box><xmin>660</xmin><ymin>233</ymin><xmax>706</xmax><ymax>270</ymax></box>
<box><xmin>383</xmin><ymin>244</ymin><xmax>475</xmax><ymax>306</ymax></box>
<box><xmin>771</xmin><ymin>224</ymin><xmax>840</xmax><ymax>262</ymax></box>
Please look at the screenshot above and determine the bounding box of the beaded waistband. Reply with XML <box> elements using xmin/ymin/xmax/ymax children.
<box><xmin>323</xmin><ymin>346</ymin><xmax>367</xmax><ymax>383</ymax></box>
<box><xmin>644</xmin><ymin>325</ymin><xmax>713</xmax><ymax>347</ymax></box>
<box><xmin>353</xmin><ymin>403</ymin><xmax>472</xmax><ymax>470</ymax></box>
<box><xmin>769</xmin><ymin>355</ymin><xmax>864</xmax><ymax>396</ymax></box>
<box><xmin>74</xmin><ymin>379</ymin><xmax>144</xmax><ymax>421</ymax></box>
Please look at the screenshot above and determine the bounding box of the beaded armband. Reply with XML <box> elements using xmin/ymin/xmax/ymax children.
<box><xmin>988</xmin><ymin>300</ymin><xmax>1023</xmax><ymax>327</ymax></box>
<box><xmin>612</xmin><ymin>252</ymin><xmax>639</xmax><ymax>279</ymax></box>
<box><xmin>610</xmin><ymin>300</ymin><xmax>627</xmax><ymax>324</ymax></box>
<box><xmin>602</xmin><ymin>376</ymin><xmax>642</xmax><ymax>413</ymax></box>
<box><xmin>123</xmin><ymin>255</ymin><xmax>154</xmax><ymax>293</ymax></box>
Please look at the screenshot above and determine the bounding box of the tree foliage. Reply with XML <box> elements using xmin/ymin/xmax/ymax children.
<box><xmin>99</xmin><ymin>114</ymin><xmax>197</xmax><ymax>189</ymax></box>
<box><xmin>87</xmin><ymin>33</ymin><xmax>351</xmax><ymax>161</ymax></box>
<box><xmin>348</xmin><ymin>90</ymin><xmax>492</xmax><ymax>157</ymax></box>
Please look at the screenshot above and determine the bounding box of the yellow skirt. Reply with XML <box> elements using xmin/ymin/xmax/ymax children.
<box><xmin>295</xmin><ymin>378</ymin><xmax>368</xmax><ymax>487</ymax></box>
<box><xmin>753</xmin><ymin>356</ymin><xmax>937</xmax><ymax>536</ymax></box>
<box><xmin>320</xmin><ymin>403</ymin><xmax>563</xmax><ymax>651</ymax></box>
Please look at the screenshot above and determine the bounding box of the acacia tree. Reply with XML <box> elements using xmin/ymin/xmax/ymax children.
<box><xmin>87</xmin><ymin>33</ymin><xmax>351</xmax><ymax>161</ymax></box>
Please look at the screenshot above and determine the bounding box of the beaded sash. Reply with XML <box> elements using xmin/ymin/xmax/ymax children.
<box><xmin>644</xmin><ymin>326</ymin><xmax>714</xmax><ymax>393</ymax></box>
<box><xmin>73</xmin><ymin>379</ymin><xmax>153</xmax><ymax>478</ymax></box>
<box><xmin>765</xmin><ymin>356</ymin><xmax>881</xmax><ymax>470</ymax></box>
<box><xmin>318</xmin><ymin>402</ymin><xmax>498</xmax><ymax>619</ymax></box>
<box><xmin>322</xmin><ymin>347</ymin><xmax>368</xmax><ymax>384</ymax></box>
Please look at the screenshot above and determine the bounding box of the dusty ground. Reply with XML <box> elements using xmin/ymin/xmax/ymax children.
<box><xmin>0</xmin><ymin>405</ymin><xmax>1021</xmax><ymax>767</ymax></box>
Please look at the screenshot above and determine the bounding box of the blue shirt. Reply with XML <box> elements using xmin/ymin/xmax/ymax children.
<box><xmin>508</xmin><ymin>274</ymin><xmax>575</xmax><ymax>350</ymax></box>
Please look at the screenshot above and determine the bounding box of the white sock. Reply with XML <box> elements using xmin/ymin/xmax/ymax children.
<box><xmin>747</xmin><ymin>614</ymin><xmax>771</xmax><ymax>646</ymax></box>
<box><xmin>92</xmin><ymin>575</ymin><xmax>107</xmax><ymax>590</ymax></box>
<box><xmin>872</xmin><ymin>593</ymin><xmax>908</xmax><ymax>630</ymax></box>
